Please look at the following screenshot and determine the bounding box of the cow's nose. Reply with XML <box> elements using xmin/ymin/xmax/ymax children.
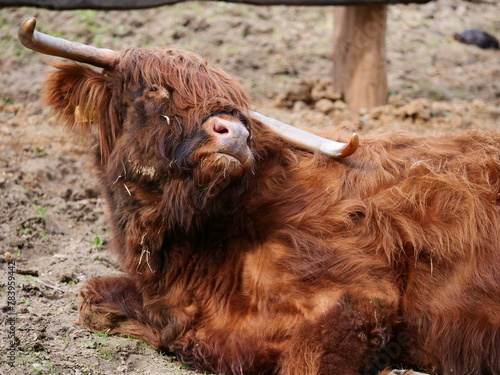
<box><xmin>204</xmin><ymin>116</ymin><xmax>249</xmax><ymax>141</ymax></box>
<box><xmin>202</xmin><ymin>115</ymin><xmax>251</xmax><ymax>162</ymax></box>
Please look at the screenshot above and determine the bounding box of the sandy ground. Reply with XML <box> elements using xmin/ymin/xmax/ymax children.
<box><xmin>0</xmin><ymin>1</ymin><xmax>499</xmax><ymax>374</ymax></box>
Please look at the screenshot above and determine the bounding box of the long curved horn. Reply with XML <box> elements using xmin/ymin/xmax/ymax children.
<box><xmin>18</xmin><ymin>17</ymin><xmax>118</xmax><ymax>68</ymax></box>
<box><xmin>251</xmin><ymin>111</ymin><xmax>359</xmax><ymax>158</ymax></box>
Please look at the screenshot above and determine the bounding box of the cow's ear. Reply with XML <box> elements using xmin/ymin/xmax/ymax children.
<box><xmin>43</xmin><ymin>62</ymin><xmax>118</xmax><ymax>163</ymax></box>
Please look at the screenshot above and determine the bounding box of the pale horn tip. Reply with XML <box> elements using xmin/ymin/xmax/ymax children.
<box><xmin>18</xmin><ymin>17</ymin><xmax>36</xmax><ymax>47</ymax></box>
<box><xmin>340</xmin><ymin>133</ymin><xmax>359</xmax><ymax>157</ymax></box>
<box><xmin>20</xmin><ymin>17</ymin><xmax>36</xmax><ymax>35</ymax></box>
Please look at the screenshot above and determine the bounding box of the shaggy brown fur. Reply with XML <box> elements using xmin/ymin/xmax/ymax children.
<box><xmin>43</xmin><ymin>47</ymin><xmax>500</xmax><ymax>375</ymax></box>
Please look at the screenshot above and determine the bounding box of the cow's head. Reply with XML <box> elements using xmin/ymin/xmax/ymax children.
<box><xmin>44</xmin><ymin>48</ymin><xmax>255</xmax><ymax>196</ymax></box>
<box><xmin>19</xmin><ymin>18</ymin><xmax>358</xmax><ymax>202</ymax></box>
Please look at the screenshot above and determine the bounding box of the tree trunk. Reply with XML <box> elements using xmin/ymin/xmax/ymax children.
<box><xmin>332</xmin><ymin>4</ymin><xmax>388</xmax><ymax>111</ymax></box>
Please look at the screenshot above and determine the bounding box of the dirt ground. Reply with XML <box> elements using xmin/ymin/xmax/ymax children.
<box><xmin>0</xmin><ymin>0</ymin><xmax>499</xmax><ymax>374</ymax></box>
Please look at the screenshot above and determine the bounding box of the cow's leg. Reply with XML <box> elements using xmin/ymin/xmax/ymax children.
<box><xmin>280</xmin><ymin>293</ymin><xmax>396</xmax><ymax>375</ymax></box>
<box><xmin>77</xmin><ymin>276</ymin><xmax>163</xmax><ymax>349</ymax></box>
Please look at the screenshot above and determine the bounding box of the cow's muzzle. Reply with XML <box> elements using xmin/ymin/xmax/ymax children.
<box><xmin>202</xmin><ymin>115</ymin><xmax>252</xmax><ymax>167</ymax></box>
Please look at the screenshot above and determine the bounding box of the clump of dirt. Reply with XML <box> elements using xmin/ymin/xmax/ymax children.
<box><xmin>0</xmin><ymin>1</ymin><xmax>498</xmax><ymax>374</ymax></box>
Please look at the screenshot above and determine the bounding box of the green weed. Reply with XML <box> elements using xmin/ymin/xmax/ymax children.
<box><xmin>33</xmin><ymin>204</ymin><xmax>47</xmax><ymax>218</ymax></box>
<box><xmin>92</xmin><ymin>236</ymin><xmax>104</xmax><ymax>248</ymax></box>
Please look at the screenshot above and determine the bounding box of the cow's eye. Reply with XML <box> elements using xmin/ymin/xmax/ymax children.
<box><xmin>149</xmin><ymin>85</ymin><xmax>159</xmax><ymax>92</ymax></box>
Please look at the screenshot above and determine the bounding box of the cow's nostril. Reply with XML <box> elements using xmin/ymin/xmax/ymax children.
<box><xmin>214</xmin><ymin>123</ymin><xmax>229</xmax><ymax>135</ymax></box>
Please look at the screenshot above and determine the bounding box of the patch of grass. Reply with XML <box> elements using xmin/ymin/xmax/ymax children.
<box><xmin>92</xmin><ymin>236</ymin><xmax>104</xmax><ymax>248</ymax></box>
<box><xmin>33</xmin><ymin>204</ymin><xmax>47</xmax><ymax>218</ymax></box>
<box><xmin>19</xmin><ymin>274</ymin><xmax>38</xmax><ymax>284</ymax></box>
<box><xmin>35</xmin><ymin>146</ymin><xmax>48</xmax><ymax>156</ymax></box>
<box><xmin>95</xmin><ymin>330</ymin><xmax>110</xmax><ymax>338</ymax></box>
<box><xmin>72</xmin><ymin>9</ymin><xmax>109</xmax><ymax>45</ymax></box>
<box><xmin>86</xmin><ymin>330</ymin><xmax>123</xmax><ymax>362</ymax></box>
<box><xmin>61</xmin><ymin>335</ymin><xmax>71</xmax><ymax>350</ymax></box>
<box><xmin>75</xmin><ymin>9</ymin><xmax>99</xmax><ymax>22</ymax></box>
<box><xmin>92</xmin><ymin>35</ymin><xmax>104</xmax><ymax>47</ymax></box>
<box><xmin>18</xmin><ymin>351</ymin><xmax>58</xmax><ymax>374</ymax></box>
<box><xmin>40</xmin><ymin>230</ymin><xmax>49</xmax><ymax>240</ymax></box>
<box><xmin>44</xmin><ymin>358</ymin><xmax>58</xmax><ymax>375</ymax></box>
<box><xmin>155</xmin><ymin>349</ymin><xmax>167</xmax><ymax>356</ymax></box>
<box><xmin>98</xmin><ymin>345</ymin><xmax>118</xmax><ymax>361</ymax></box>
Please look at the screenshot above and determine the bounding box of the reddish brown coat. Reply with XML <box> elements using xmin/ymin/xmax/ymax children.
<box><xmin>43</xmin><ymin>47</ymin><xmax>500</xmax><ymax>375</ymax></box>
